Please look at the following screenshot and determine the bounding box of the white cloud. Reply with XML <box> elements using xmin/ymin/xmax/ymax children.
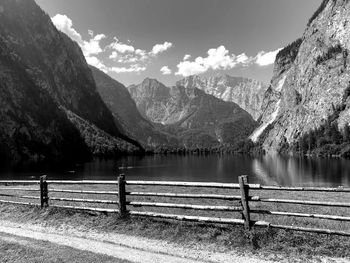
<box><xmin>51</xmin><ymin>14</ymin><xmax>153</xmax><ymax>74</ymax></box>
<box><xmin>255</xmin><ymin>48</ymin><xmax>282</xmax><ymax>66</ymax></box>
<box><xmin>160</xmin><ymin>66</ymin><xmax>172</xmax><ymax>75</ymax></box>
<box><xmin>109</xmin><ymin>38</ymin><xmax>135</xmax><ymax>53</ymax></box>
<box><xmin>110</xmin><ymin>49</ymin><xmax>148</xmax><ymax>63</ymax></box>
<box><xmin>108</xmin><ymin>39</ymin><xmax>172</xmax><ymax>64</ymax></box>
<box><xmin>51</xmin><ymin>14</ymin><xmax>175</xmax><ymax>76</ymax></box>
<box><xmin>204</xmin><ymin>46</ymin><xmax>236</xmax><ymax>70</ymax></box>
<box><xmin>183</xmin><ymin>54</ymin><xmax>191</xmax><ymax>60</ymax></box>
<box><xmin>150</xmin><ymin>41</ymin><xmax>173</xmax><ymax>55</ymax></box>
<box><xmin>176</xmin><ymin>46</ymin><xmax>236</xmax><ymax>77</ymax></box>
<box><xmin>109</xmin><ymin>51</ymin><xmax>118</xmax><ymax>60</ymax></box>
<box><xmin>135</xmin><ymin>49</ymin><xmax>148</xmax><ymax>61</ymax></box>
<box><xmin>51</xmin><ymin>14</ymin><xmax>82</xmax><ymax>43</ymax></box>
<box><xmin>236</xmin><ymin>53</ymin><xmax>249</xmax><ymax>63</ymax></box>
<box><xmin>109</xmin><ymin>64</ymin><xmax>146</xmax><ymax>73</ymax></box>
<box><xmin>51</xmin><ymin>14</ymin><xmax>105</xmax><ymax>58</ymax></box>
<box><xmin>176</xmin><ymin>46</ymin><xmax>282</xmax><ymax>77</ymax></box>
<box><xmin>175</xmin><ymin>60</ymin><xmax>207</xmax><ymax>76</ymax></box>
<box><xmin>82</xmin><ymin>33</ymin><xmax>106</xmax><ymax>56</ymax></box>
<box><xmin>86</xmin><ymin>56</ymin><xmax>108</xmax><ymax>73</ymax></box>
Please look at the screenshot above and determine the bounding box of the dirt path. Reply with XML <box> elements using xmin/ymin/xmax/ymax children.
<box><xmin>0</xmin><ymin>225</ymin><xmax>198</xmax><ymax>263</ymax></box>
<box><xmin>0</xmin><ymin>220</ymin><xmax>348</xmax><ymax>263</ymax></box>
<box><xmin>0</xmin><ymin>232</ymin><xmax>131</xmax><ymax>263</ymax></box>
<box><xmin>0</xmin><ymin>220</ymin><xmax>272</xmax><ymax>263</ymax></box>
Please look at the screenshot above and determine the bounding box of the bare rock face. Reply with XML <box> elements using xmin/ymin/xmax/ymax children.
<box><xmin>128</xmin><ymin>79</ymin><xmax>171</xmax><ymax>124</ymax></box>
<box><xmin>128</xmin><ymin>78</ymin><xmax>256</xmax><ymax>147</ymax></box>
<box><xmin>176</xmin><ymin>75</ymin><xmax>268</xmax><ymax>120</ymax></box>
<box><xmin>0</xmin><ymin>0</ymin><xmax>140</xmax><ymax>163</ymax></box>
<box><xmin>251</xmin><ymin>0</ymin><xmax>350</xmax><ymax>152</ymax></box>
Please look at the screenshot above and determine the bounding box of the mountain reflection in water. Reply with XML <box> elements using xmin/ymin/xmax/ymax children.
<box><xmin>0</xmin><ymin>155</ymin><xmax>349</xmax><ymax>187</ymax></box>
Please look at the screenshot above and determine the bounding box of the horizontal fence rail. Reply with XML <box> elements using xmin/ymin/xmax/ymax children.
<box><xmin>126</xmin><ymin>180</ymin><xmax>241</xmax><ymax>188</ymax></box>
<box><xmin>49</xmin><ymin>189</ymin><xmax>118</xmax><ymax>195</ymax></box>
<box><xmin>0</xmin><ymin>175</ymin><xmax>349</xmax><ymax>237</ymax></box>
<box><xmin>249</xmin><ymin>185</ymin><xmax>350</xmax><ymax>192</ymax></box>
<box><xmin>49</xmin><ymin>197</ymin><xmax>119</xmax><ymax>204</ymax></box>
<box><xmin>250</xmin><ymin>196</ymin><xmax>350</xmax><ymax>207</ymax></box>
<box><xmin>127</xmin><ymin>192</ymin><xmax>241</xmax><ymax>200</ymax></box>
<box><xmin>128</xmin><ymin>201</ymin><xmax>243</xmax><ymax>211</ymax></box>
<box><xmin>128</xmin><ymin>211</ymin><xmax>247</xmax><ymax>225</ymax></box>
<box><xmin>251</xmin><ymin>210</ymin><xmax>350</xmax><ymax>222</ymax></box>
<box><xmin>0</xmin><ymin>187</ymin><xmax>38</xmax><ymax>192</ymax></box>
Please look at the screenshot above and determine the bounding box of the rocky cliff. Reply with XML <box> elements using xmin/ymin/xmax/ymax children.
<box><xmin>177</xmin><ymin>75</ymin><xmax>268</xmax><ymax>120</ymax></box>
<box><xmin>129</xmin><ymin>79</ymin><xmax>256</xmax><ymax>148</ymax></box>
<box><xmin>0</xmin><ymin>0</ymin><xmax>140</xmax><ymax>163</ymax></box>
<box><xmin>251</xmin><ymin>0</ymin><xmax>350</xmax><ymax>153</ymax></box>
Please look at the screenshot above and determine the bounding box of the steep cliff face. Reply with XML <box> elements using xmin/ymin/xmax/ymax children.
<box><xmin>0</xmin><ymin>0</ymin><xmax>140</xmax><ymax>163</ymax></box>
<box><xmin>176</xmin><ymin>75</ymin><xmax>268</xmax><ymax>120</ymax></box>
<box><xmin>251</xmin><ymin>0</ymin><xmax>350</xmax><ymax>152</ymax></box>
<box><xmin>90</xmin><ymin>67</ymin><xmax>178</xmax><ymax>148</ymax></box>
<box><xmin>129</xmin><ymin>79</ymin><xmax>256</xmax><ymax>147</ymax></box>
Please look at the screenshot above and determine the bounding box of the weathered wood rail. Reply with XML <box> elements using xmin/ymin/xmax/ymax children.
<box><xmin>0</xmin><ymin>175</ymin><xmax>349</xmax><ymax>236</ymax></box>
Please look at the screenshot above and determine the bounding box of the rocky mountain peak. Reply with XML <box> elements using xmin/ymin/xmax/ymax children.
<box><xmin>176</xmin><ymin>74</ymin><xmax>268</xmax><ymax>120</ymax></box>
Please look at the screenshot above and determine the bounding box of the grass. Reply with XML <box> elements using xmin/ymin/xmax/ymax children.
<box><xmin>0</xmin><ymin>183</ymin><xmax>349</xmax><ymax>260</ymax></box>
<box><xmin>0</xmin><ymin>232</ymin><xmax>131</xmax><ymax>263</ymax></box>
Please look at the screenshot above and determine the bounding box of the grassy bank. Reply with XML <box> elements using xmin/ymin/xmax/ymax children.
<box><xmin>0</xmin><ymin>183</ymin><xmax>349</xmax><ymax>260</ymax></box>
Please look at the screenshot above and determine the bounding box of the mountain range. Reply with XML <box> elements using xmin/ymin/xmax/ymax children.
<box><xmin>128</xmin><ymin>78</ymin><xmax>256</xmax><ymax>148</ymax></box>
<box><xmin>2</xmin><ymin>0</ymin><xmax>348</xmax><ymax>163</ymax></box>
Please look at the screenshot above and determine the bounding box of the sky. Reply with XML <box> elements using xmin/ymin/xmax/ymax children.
<box><xmin>35</xmin><ymin>0</ymin><xmax>321</xmax><ymax>86</ymax></box>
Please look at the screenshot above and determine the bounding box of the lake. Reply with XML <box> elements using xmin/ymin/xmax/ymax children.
<box><xmin>1</xmin><ymin>154</ymin><xmax>350</xmax><ymax>187</ymax></box>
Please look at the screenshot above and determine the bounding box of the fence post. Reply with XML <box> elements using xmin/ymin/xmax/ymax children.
<box><xmin>118</xmin><ymin>174</ymin><xmax>127</xmax><ymax>217</ymax></box>
<box><xmin>239</xmin><ymin>175</ymin><xmax>251</xmax><ymax>231</ymax></box>
<box><xmin>40</xmin><ymin>175</ymin><xmax>48</xmax><ymax>208</ymax></box>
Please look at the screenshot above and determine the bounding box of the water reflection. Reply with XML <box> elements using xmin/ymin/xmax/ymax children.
<box><xmin>0</xmin><ymin>154</ymin><xmax>349</xmax><ymax>187</ymax></box>
<box><xmin>252</xmin><ymin>155</ymin><xmax>350</xmax><ymax>187</ymax></box>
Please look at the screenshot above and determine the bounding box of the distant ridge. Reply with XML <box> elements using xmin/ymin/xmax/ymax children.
<box><xmin>177</xmin><ymin>74</ymin><xmax>268</xmax><ymax>120</ymax></box>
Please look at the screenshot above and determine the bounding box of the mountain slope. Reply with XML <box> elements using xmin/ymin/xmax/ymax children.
<box><xmin>0</xmin><ymin>41</ymin><xmax>90</xmax><ymax>164</ymax></box>
<box><xmin>177</xmin><ymin>75</ymin><xmax>268</xmax><ymax>120</ymax></box>
<box><xmin>90</xmin><ymin>66</ymin><xmax>178</xmax><ymax>148</ymax></box>
<box><xmin>0</xmin><ymin>0</ymin><xmax>141</xmax><ymax>163</ymax></box>
<box><xmin>251</xmin><ymin>0</ymin><xmax>350</xmax><ymax>153</ymax></box>
<box><xmin>129</xmin><ymin>78</ymin><xmax>257</xmax><ymax>148</ymax></box>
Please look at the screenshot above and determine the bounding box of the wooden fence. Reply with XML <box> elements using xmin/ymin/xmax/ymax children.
<box><xmin>0</xmin><ymin>175</ymin><xmax>349</xmax><ymax>236</ymax></box>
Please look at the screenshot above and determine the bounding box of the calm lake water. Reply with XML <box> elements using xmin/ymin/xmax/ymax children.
<box><xmin>1</xmin><ymin>154</ymin><xmax>350</xmax><ymax>187</ymax></box>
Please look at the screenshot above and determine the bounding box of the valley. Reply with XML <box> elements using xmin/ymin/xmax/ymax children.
<box><xmin>2</xmin><ymin>0</ymin><xmax>350</xmax><ymax>163</ymax></box>
<box><xmin>1</xmin><ymin>1</ymin><xmax>350</xmax><ymax>261</ymax></box>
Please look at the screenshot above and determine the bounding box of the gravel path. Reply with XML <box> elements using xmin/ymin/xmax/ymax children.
<box><xmin>0</xmin><ymin>220</ymin><xmax>348</xmax><ymax>263</ymax></box>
